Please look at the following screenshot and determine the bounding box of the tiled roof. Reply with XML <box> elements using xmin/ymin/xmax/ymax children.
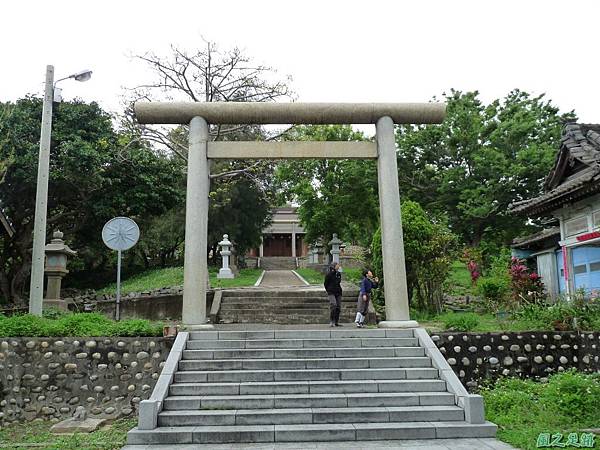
<box><xmin>512</xmin><ymin>226</ymin><xmax>560</xmax><ymax>248</ymax></box>
<box><xmin>510</xmin><ymin>123</ymin><xmax>600</xmax><ymax>215</ymax></box>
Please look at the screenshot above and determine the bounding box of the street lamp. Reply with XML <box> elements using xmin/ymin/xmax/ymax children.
<box><xmin>29</xmin><ymin>65</ymin><xmax>92</xmax><ymax>316</ymax></box>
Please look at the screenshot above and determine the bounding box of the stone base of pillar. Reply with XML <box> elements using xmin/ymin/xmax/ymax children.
<box><xmin>217</xmin><ymin>268</ymin><xmax>234</xmax><ymax>279</ymax></box>
<box><xmin>43</xmin><ymin>298</ymin><xmax>68</xmax><ymax>310</ymax></box>
<box><xmin>182</xmin><ymin>324</ymin><xmax>215</xmax><ymax>330</ymax></box>
<box><xmin>378</xmin><ymin>320</ymin><xmax>420</xmax><ymax>328</ymax></box>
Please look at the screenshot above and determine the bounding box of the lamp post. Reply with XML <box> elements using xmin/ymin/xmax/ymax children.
<box><xmin>29</xmin><ymin>65</ymin><xmax>92</xmax><ymax>316</ymax></box>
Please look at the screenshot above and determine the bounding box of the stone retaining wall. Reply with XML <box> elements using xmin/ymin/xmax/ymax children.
<box><xmin>432</xmin><ymin>331</ymin><xmax>600</xmax><ymax>389</ymax></box>
<box><xmin>0</xmin><ymin>337</ymin><xmax>173</xmax><ymax>424</ymax></box>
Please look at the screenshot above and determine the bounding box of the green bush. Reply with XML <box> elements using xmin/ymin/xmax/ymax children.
<box><xmin>440</xmin><ymin>312</ymin><xmax>480</xmax><ymax>331</ymax></box>
<box><xmin>541</xmin><ymin>370</ymin><xmax>600</xmax><ymax>421</ymax></box>
<box><xmin>477</xmin><ymin>277</ymin><xmax>508</xmax><ymax>303</ymax></box>
<box><xmin>0</xmin><ymin>313</ymin><xmax>163</xmax><ymax>337</ymax></box>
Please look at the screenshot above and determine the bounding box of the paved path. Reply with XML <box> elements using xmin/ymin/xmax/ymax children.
<box><xmin>259</xmin><ymin>269</ymin><xmax>307</xmax><ymax>287</ymax></box>
<box><xmin>122</xmin><ymin>437</ymin><xmax>516</xmax><ymax>449</ymax></box>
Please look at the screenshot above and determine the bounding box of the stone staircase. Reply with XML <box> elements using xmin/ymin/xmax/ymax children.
<box><xmin>217</xmin><ymin>288</ymin><xmax>370</xmax><ymax>324</ymax></box>
<box><xmin>259</xmin><ymin>257</ymin><xmax>297</xmax><ymax>270</ymax></box>
<box><xmin>127</xmin><ymin>328</ymin><xmax>496</xmax><ymax>445</ymax></box>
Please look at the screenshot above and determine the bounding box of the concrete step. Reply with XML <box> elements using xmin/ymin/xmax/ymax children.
<box><xmin>181</xmin><ymin>346</ymin><xmax>425</xmax><ymax>360</ymax></box>
<box><xmin>157</xmin><ymin>405</ymin><xmax>464</xmax><ymax>426</ymax></box>
<box><xmin>223</xmin><ymin>290</ymin><xmax>358</xmax><ymax>298</ymax></box>
<box><xmin>127</xmin><ymin>421</ymin><xmax>498</xmax><ymax>444</ymax></box>
<box><xmin>185</xmin><ymin>337</ymin><xmax>419</xmax><ymax>350</ymax></box>
<box><xmin>178</xmin><ymin>356</ymin><xmax>432</xmax><ymax>371</ymax></box>
<box><xmin>174</xmin><ymin>367</ymin><xmax>439</xmax><ymax>383</ymax></box>
<box><xmin>169</xmin><ymin>379</ymin><xmax>448</xmax><ymax>396</ymax></box>
<box><xmin>163</xmin><ymin>392</ymin><xmax>456</xmax><ymax>410</ymax></box>
<box><xmin>188</xmin><ymin>329</ymin><xmax>414</xmax><ymax>340</ymax></box>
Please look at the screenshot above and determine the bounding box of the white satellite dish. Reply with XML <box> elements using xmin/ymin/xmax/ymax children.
<box><xmin>102</xmin><ymin>217</ymin><xmax>140</xmax><ymax>321</ymax></box>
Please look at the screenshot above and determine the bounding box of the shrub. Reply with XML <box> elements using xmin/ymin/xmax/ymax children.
<box><xmin>510</xmin><ymin>257</ymin><xmax>546</xmax><ymax>306</ymax></box>
<box><xmin>477</xmin><ymin>277</ymin><xmax>508</xmax><ymax>304</ymax></box>
<box><xmin>540</xmin><ymin>370</ymin><xmax>600</xmax><ymax>421</ymax></box>
<box><xmin>440</xmin><ymin>312</ymin><xmax>480</xmax><ymax>331</ymax></box>
<box><xmin>0</xmin><ymin>313</ymin><xmax>163</xmax><ymax>337</ymax></box>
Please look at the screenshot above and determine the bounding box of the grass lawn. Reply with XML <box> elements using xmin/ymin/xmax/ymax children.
<box><xmin>446</xmin><ymin>260</ymin><xmax>475</xmax><ymax>296</ymax></box>
<box><xmin>0</xmin><ymin>417</ymin><xmax>136</xmax><ymax>450</ymax></box>
<box><xmin>96</xmin><ymin>266</ymin><xmax>263</xmax><ymax>295</ymax></box>
<box><xmin>295</xmin><ymin>267</ymin><xmax>362</xmax><ymax>286</ymax></box>
<box><xmin>481</xmin><ymin>371</ymin><xmax>600</xmax><ymax>450</ymax></box>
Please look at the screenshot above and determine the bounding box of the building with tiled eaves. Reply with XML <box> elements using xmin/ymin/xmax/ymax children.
<box><xmin>510</xmin><ymin>123</ymin><xmax>600</xmax><ymax>297</ymax></box>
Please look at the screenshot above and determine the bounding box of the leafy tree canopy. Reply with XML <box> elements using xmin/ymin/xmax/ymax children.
<box><xmin>0</xmin><ymin>97</ymin><xmax>182</xmax><ymax>302</ymax></box>
<box><xmin>396</xmin><ymin>89</ymin><xmax>576</xmax><ymax>248</ymax></box>
<box><xmin>275</xmin><ymin>125</ymin><xmax>378</xmax><ymax>247</ymax></box>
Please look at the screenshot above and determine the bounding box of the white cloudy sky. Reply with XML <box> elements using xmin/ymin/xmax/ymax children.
<box><xmin>1</xmin><ymin>0</ymin><xmax>599</xmax><ymax>126</ymax></box>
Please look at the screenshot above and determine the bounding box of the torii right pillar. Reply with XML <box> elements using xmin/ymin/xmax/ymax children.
<box><xmin>376</xmin><ymin>116</ymin><xmax>419</xmax><ymax>328</ymax></box>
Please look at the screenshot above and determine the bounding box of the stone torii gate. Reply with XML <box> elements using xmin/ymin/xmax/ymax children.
<box><xmin>135</xmin><ymin>102</ymin><xmax>446</xmax><ymax>329</ymax></box>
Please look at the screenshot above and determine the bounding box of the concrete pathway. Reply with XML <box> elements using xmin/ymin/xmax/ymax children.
<box><xmin>123</xmin><ymin>437</ymin><xmax>516</xmax><ymax>449</ymax></box>
<box><xmin>259</xmin><ymin>270</ymin><xmax>306</xmax><ymax>287</ymax></box>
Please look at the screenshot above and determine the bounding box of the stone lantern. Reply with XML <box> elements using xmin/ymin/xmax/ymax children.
<box><xmin>217</xmin><ymin>234</ymin><xmax>235</xmax><ymax>279</ymax></box>
<box><xmin>44</xmin><ymin>230</ymin><xmax>77</xmax><ymax>310</ymax></box>
<box><xmin>329</xmin><ymin>233</ymin><xmax>342</xmax><ymax>264</ymax></box>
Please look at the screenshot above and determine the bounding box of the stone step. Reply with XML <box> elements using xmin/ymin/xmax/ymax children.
<box><xmin>127</xmin><ymin>421</ymin><xmax>498</xmax><ymax>444</ymax></box>
<box><xmin>169</xmin><ymin>379</ymin><xmax>448</xmax><ymax>396</ymax></box>
<box><xmin>163</xmin><ymin>392</ymin><xmax>456</xmax><ymax>410</ymax></box>
<box><xmin>188</xmin><ymin>329</ymin><xmax>413</xmax><ymax>340</ymax></box>
<box><xmin>174</xmin><ymin>367</ymin><xmax>439</xmax><ymax>383</ymax></box>
<box><xmin>178</xmin><ymin>356</ymin><xmax>432</xmax><ymax>371</ymax></box>
<box><xmin>157</xmin><ymin>405</ymin><xmax>464</xmax><ymax>427</ymax></box>
<box><xmin>186</xmin><ymin>337</ymin><xmax>419</xmax><ymax>350</ymax></box>
<box><xmin>223</xmin><ymin>290</ymin><xmax>358</xmax><ymax>298</ymax></box>
<box><xmin>181</xmin><ymin>346</ymin><xmax>425</xmax><ymax>360</ymax></box>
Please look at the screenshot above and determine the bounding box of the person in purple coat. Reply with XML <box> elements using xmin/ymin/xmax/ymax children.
<box><xmin>356</xmin><ymin>269</ymin><xmax>379</xmax><ymax>328</ymax></box>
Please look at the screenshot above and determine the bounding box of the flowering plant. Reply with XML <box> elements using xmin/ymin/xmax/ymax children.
<box><xmin>509</xmin><ymin>257</ymin><xmax>546</xmax><ymax>305</ymax></box>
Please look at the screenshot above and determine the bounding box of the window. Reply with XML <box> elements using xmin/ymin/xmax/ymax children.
<box><xmin>590</xmin><ymin>262</ymin><xmax>600</xmax><ymax>272</ymax></box>
<box><xmin>594</xmin><ymin>211</ymin><xmax>600</xmax><ymax>229</ymax></box>
<box><xmin>574</xmin><ymin>264</ymin><xmax>587</xmax><ymax>275</ymax></box>
<box><xmin>565</xmin><ymin>216</ymin><xmax>589</xmax><ymax>237</ymax></box>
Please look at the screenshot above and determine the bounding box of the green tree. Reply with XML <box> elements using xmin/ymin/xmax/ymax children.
<box><xmin>0</xmin><ymin>97</ymin><xmax>183</xmax><ymax>303</ymax></box>
<box><xmin>396</xmin><ymin>89</ymin><xmax>576</xmax><ymax>248</ymax></box>
<box><xmin>275</xmin><ymin>125</ymin><xmax>379</xmax><ymax>247</ymax></box>
<box><xmin>371</xmin><ymin>200</ymin><xmax>458</xmax><ymax>313</ymax></box>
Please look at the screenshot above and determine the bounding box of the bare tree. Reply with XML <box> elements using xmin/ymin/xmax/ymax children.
<box><xmin>123</xmin><ymin>40</ymin><xmax>295</xmax><ymax>181</ymax></box>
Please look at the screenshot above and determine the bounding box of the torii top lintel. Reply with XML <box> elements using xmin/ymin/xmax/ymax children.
<box><xmin>134</xmin><ymin>102</ymin><xmax>446</xmax><ymax>125</ymax></box>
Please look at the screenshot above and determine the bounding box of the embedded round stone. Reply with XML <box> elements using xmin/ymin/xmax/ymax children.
<box><xmin>448</xmin><ymin>336</ymin><xmax>454</xmax><ymax>341</ymax></box>
<box><xmin>117</xmin><ymin>341</ymin><xmax>126</xmax><ymax>348</ymax></box>
<box><xmin>107</xmin><ymin>352</ymin><xmax>117</xmax><ymax>360</ymax></box>
<box><xmin>534</xmin><ymin>356</ymin><xmax>543</xmax><ymax>363</ymax></box>
<box><xmin>68</xmin><ymin>397</ymin><xmax>80</xmax><ymax>405</ymax></box>
<box><xmin>55</xmin><ymin>341</ymin><xmax>64</xmax><ymax>347</ymax></box>
<box><xmin>135</xmin><ymin>372</ymin><xmax>143</xmax><ymax>380</ymax></box>
<box><xmin>25</xmin><ymin>341</ymin><xmax>36</xmax><ymax>349</ymax></box>
<box><xmin>553</xmin><ymin>335</ymin><xmax>562</xmax><ymax>341</ymax></box>
<box><xmin>104</xmin><ymin>407</ymin><xmax>116</xmax><ymax>414</ymax></box>
<box><xmin>461</xmin><ymin>357</ymin><xmax>470</xmax><ymax>366</ymax></box>
<box><xmin>149</xmin><ymin>341</ymin><xmax>156</xmax><ymax>348</ymax></box>
<box><xmin>459</xmin><ymin>370</ymin><xmax>465</xmax><ymax>377</ymax></box>
<box><xmin>142</xmin><ymin>384</ymin><xmax>151</xmax><ymax>391</ymax></box>
<box><xmin>468</xmin><ymin>346</ymin><xmax>477</xmax><ymax>353</ymax></box>
<box><xmin>503</xmin><ymin>357</ymin><xmax>513</xmax><ymax>366</ymax></box>
<box><xmin>517</xmin><ymin>357</ymin><xmax>528</xmax><ymax>363</ymax></box>
<box><xmin>559</xmin><ymin>356</ymin><xmax>568</xmax><ymax>364</ymax></box>
<box><xmin>483</xmin><ymin>345</ymin><xmax>491</xmax><ymax>352</ymax></box>
<box><xmin>40</xmin><ymin>374</ymin><xmax>49</xmax><ymax>381</ymax></box>
<box><xmin>92</xmin><ymin>353</ymin><xmax>101</xmax><ymax>359</ymax></box>
<box><xmin>501</xmin><ymin>335</ymin><xmax>509</xmax><ymax>341</ymax></box>
<box><xmin>133</xmin><ymin>341</ymin><xmax>141</xmax><ymax>347</ymax></box>
<box><xmin>502</xmin><ymin>369</ymin><xmax>510</xmax><ymax>376</ymax></box>
<box><xmin>545</xmin><ymin>355</ymin><xmax>554</xmax><ymax>363</ymax></box>
<box><xmin>98</xmin><ymin>364</ymin><xmax>108</xmax><ymax>370</ymax></box>
<box><xmin>476</xmin><ymin>358</ymin><xmax>483</xmax><ymax>364</ymax></box>
<box><xmin>497</xmin><ymin>346</ymin><xmax>504</xmax><ymax>351</ymax></box>
<box><xmin>453</xmin><ymin>346</ymin><xmax>461</xmax><ymax>353</ymax></box>
<box><xmin>93</xmin><ymin>386</ymin><xmax>104</xmax><ymax>393</ymax></box>
<box><xmin>131</xmin><ymin>397</ymin><xmax>141</xmax><ymax>403</ymax></box>
<box><xmin>127</xmin><ymin>384</ymin><xmax>136</xmax><ymax>392</ymax></box>
<box><xmin>90</xmin><ymin>375</ymin><xmax>99</xmax><ymax>382</ymax></box>
<box><xmin>75</xmin><ymin>353</ymin><xmax>88</xmax><ymax>359</ymax></box>
<box><xmin>87</xmin><ymin>397</ymin><xmax>95</xmax><ymax>402</ymax></box>
<box><xmin>152</xmin><ymin>352</ymin><xmax>161</xmax><ymax>359</ymax></box>
<box><xmin>536</xmin><ymin>344</ymin><xmax>544</xmax><ymax>350</ymax></box>
<box><xmin>130</xmin><ymin>361</ymin><xmax>138</xmax><ymax>368</ymax></box>
<box><xmin>110</xmin><ymin>386</ymin><xmax>120</xmax><ymax>392</ymax></box>
<box><xmin>489</xmin><ymin>357</ymin><xmax>499</xmax><ymax>365</ymax></box>
<box><xmin>524</xmin><ymin>344</ymin><xmax>532</xmax><ymax>352</ymax></box>
<box><xmin>462</xmin><ymin>336</ymin><xmax>468</xmax><ymax>341</ymax></box>
<box><xmin>136</xmin><ymin>351</ymin><xmax>150</xmax><ymax>360</ymax></box>
<box><xmin>560</xmin><ymin>344</ymin><xmax>570</xmax><ymax>349</ymax></box>
<box><xmin>85</xmin><ymin>340</ymin><xmax>97</xmax><ymax>348</ymax></box>
<box><xmin>509</xmin><ymin>345</ymin><xmax>520</xmax><ymax>351</ymax></box>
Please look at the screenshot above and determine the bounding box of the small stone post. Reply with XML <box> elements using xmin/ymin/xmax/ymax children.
<box><xmin>44</xmin><ymin>230</ymin><xmax>76</xmax><ymax>310</ymax></box>
<box><xmin>329</xmin><ymin>234</ymin><xmax>342</xmax><ymax>264</ymax></box>
<box><xmin>217</xmin><ymin>234</ymin><xmax>235</xmax><ymax>279</ymax></box>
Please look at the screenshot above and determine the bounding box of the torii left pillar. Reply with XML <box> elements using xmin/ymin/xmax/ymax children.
<box><xmin>182</xmin><ymin>116</ymin><xmax>213</xmax><ymax>328</ymax></box>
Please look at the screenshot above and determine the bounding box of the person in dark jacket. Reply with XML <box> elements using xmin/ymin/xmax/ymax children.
<box><xmin>324</xmin><ymin>262</ymin><xmax>343</xmax><ymax>327</ymax></box>
<box><xmin>356</xmin><ymin>269</ymin><xmax>379</xmax><ymax>328</ymax></box>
